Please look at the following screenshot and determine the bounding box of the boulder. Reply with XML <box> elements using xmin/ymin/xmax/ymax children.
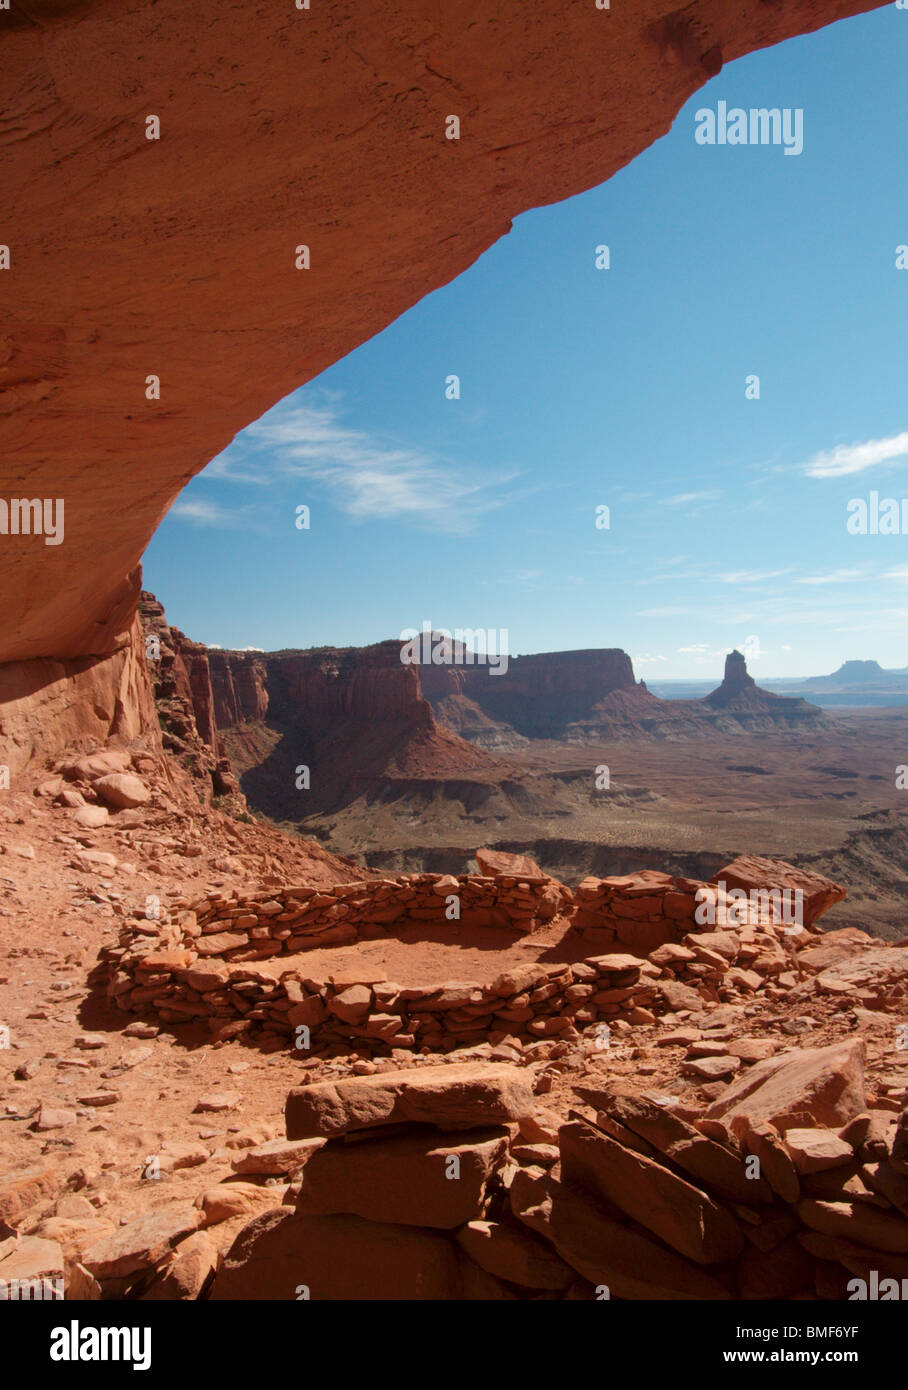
<box><xmin>736</xmin><ymin>1120</ymin><xmax>801</xmax><ymax>1204</ymax></box>
<box><xmin>285</xmin><ymin>1063</ymin><xmax>535</xmax><ymax>1139</ymax></box>
<box><xmin>784</xmin><ymin>1128</ymin><xmax>855</xmax><ymax>1175</ymax></box>
<box><xmin>475</xmin><ymin>849</ymin><xmax>545</xmax><ymax>881</ymax></box>
<box><xmin>294</xmin><ymin>1126</ymin><xmax>508</xmax><ymax>1228</ymax></box>
<box><xmin>140</xmin><ymin>1230</ymin><xmax>219</xmax><ymax>1301</ymax></box>
<box><xmin>210</xmin><ymin>1209</ymin><xmax>461</xmax><ymax>1300</ymax></box>
<box><xmin>455</xmin><ymin>1218</ymin><xmax>574</xmax><ymax>1289</ymax></box>
<box><xmin>711</xmin><ymin>855</ymin><xmax>845</xmax><ymax>928</ymax></box>
<box><xmin>93</xmin><ymin>773</ymin><xmax>151</xmax><ymax>809</ymax></box>
<box><xmin>231</xmin><ymin>1138</ymin><xmax>324</xmax><ymax>1176</ymax></box>
<box><xmin>60</xmin><ymin>751</ymin><xmax>132</xmax><ymax>781</ymax></box>
<box><xmin>327</xmin><ymin>984</ymin><xmax>372</xmax><ymax>1022</ymax></box>
<box><xmin>704</xmin><ymin>1039</ymin><xmax>866</xmax><ymax>1133</ymax></box>
<box><xmin>578</xmin><ymin>1089</ymin><xmax>771</xmax><ymax>1204</ymax></box>
<box><xmin>509</xmin><ymin>1168</ymin><xmax>730</xmax><ymax>1300</ymax></box>
<box><xmin>797</xmin><ymin>1199</ymin><xmax>908</xmax><ymax>1253</ymax></box>
<box><xmin>81</xmin><ymin>1208</ymin><xmax>202</xmax><ymax>1281</ymax></box>
<box><xmin>198</xmin><ymin>1183</ymin><xmax>285</xmax><ymax>1226</ymax></box>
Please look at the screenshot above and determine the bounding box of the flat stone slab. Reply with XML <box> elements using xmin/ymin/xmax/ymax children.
<box><xmin>231</xmin><ymin>1138</ymin><xmax>324</xmax><ymax>1176</ymax></box>
<box><xmin>510</xmin><ymin>1167</ymin><xmax>730</xmax><ymax>1300</ymax></box>
<box><xmin>560</xmin><ymin>1119</ymin><xmax>744</xmax><ymax>1265</ymax></box>
<box><xmin>81</xmin><ymin>1207</ymin><xmax>202</xmax><ymax>1281</ymax></box>
<box><xmin>0</xmin><ymin>1236</ymin><xmax>64</xmax><ymax>1298</ymax></box>
<box><xmin>705</xmin><ymin>1039</ymin><xmax>866</xmax><ymax>1134</ymax></box>
<box><xmin>285</xmin><ymin>1063</ymin><xmax>535</xmax><ymax>1140</ymax></box>
<box><xmin>456</xmin><ymin>1218</ymin><xmax>573</xmax><ymax>1290</ymax></box>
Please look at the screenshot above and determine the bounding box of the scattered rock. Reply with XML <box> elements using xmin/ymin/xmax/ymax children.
<box><xmin>784</xmin><ymin>1128</ymin><xmax>855</xmax><ymax>1175</ymax></box>
<box><xmin>93</xmin><ymin>774</ymin><xmax>151</xmax><ymax>810</ymax></box>
<box><xmin>194</xmin><ymin>1092</ymin><xmax>242</xmax><ymax>1114</ymax></box>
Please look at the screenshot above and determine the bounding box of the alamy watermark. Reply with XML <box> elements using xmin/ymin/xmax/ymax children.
<box><xmin>846</xmin><ymin>491</ymin><xmax>908</xmax><ymax>534</ymax></box>
<box><xmin>695</xmin><ymin>101</ymin><xmax>803</xmax><ymax>157</ymax></box>
<box><xmin>0</xmin><ymin>1275</ymin><xmax>64</xmax><ymax>1300</ymax></box>
<box><xmin>695</xmin><ymin>881</ymin><xmax>804</xmax><ymax>933</ymax></box>
<box><xmin>0</xmin><ymin>498</ymin><xmax>64</xmax><ymax>545</ymax></box>
<box><xmin>847</xmin><ymin>1271</ymin><xmax>907</xmax><ymax>1300</ymax></box>
<box><xmin>400</xmin><ymin>622</ymin><xmax>509</xmax><ymax>676</ymax></box>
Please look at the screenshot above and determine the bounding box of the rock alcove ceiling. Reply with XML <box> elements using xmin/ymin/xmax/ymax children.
<box><xmin>0</xmin><ymin>0</ymin><xmax>885</xmax><ymax>677</ymax></box>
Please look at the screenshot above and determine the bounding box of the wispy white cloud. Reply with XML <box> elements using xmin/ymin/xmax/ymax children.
<box><xmin>210</xmin><ymin>399</ymin><xmax>514</xmax><ymax>533</ymax></box>
<box><xmin>718</xmin><ymin>569</ymin><xmax>792</xmax><ymax>585</ymax></box>
<box><xmin>802</xmin><ymin>430</ymin><xmax>908</xmax><ymax>479</ymax></box>
<box><xmin>662</xmin><ymin>489</ymin><xmax>722</xmax><ymax>507</ymax></box>
<box><xmin>796</xmin><ymin>568</ymin><xmax>867</xmax><ymax>586</ymax></box>
<box><xmin>678</xmin><ymin>643</ymin><xmax>709</xmax><ymax>653</ymax></box>
<box><xmin>632</xmin><ymin>652</ymin><xmax>669</xmax><ymax>665</ymax></box>
<box><xmin>169</xmin><ymin>498</ymin><xmax>248</xmax><ymax>528</ymax></box>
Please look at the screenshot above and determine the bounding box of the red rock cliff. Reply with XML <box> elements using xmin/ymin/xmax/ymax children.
<box><xmin>267</xmin><ymin>644</ymin><xmax>434</xmax><ymax>731</ymax></box>
<box><xmin>209</xmin><ymin>653</ymin><xmax>269</xmax><ymax>731</ymax></box>
<box><xmin>424</xmin><ymin>647</ymin><xmax>645</xmax><ymax>739</ymax></box>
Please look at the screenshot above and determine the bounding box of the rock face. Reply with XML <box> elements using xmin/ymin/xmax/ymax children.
<box><xmin>211</xmin><ymin>638</ymin><xmax>494</xmax><ymax>816</ymax></box>
<box><xmin>293</xmin><ymin>1126</ymin><xmax>510</xmax><ymax>1228</ymax></box>
<box><xmin>0</xmin><ymin>611</ymin><xmax>159</xmax><ymax>776</ymax></box>
<box><xmin>209</xmin><ymin>652</ymin><xmax>269</xmax><ymax>731</ymax></box>
<box><xmin>132</xmin><ymin>617</ymin><xmax>829</xmax><ymax>822</ymax></box>
<box><xmin>138</xmin><ymin>593</ymin><xmax>244</xmax><ymax>802</ymax></box>
<box><xmin>421</xmin><ymin>648</ymin><xmax>650</xmax><ymax>742</ymax></box>
<box><xmin>0</xmin><ymin>0</ymin><xmax>883</xmax><ymax>699</ymax></box>
<box><xmin>211</xmin><ymin>1208</ymin><xmax>462</xmax><ymax>1302</ymax></box>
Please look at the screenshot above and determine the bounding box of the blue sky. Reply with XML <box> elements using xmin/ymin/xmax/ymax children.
<box><xmin>145</xmin><ymin>4</ymin><xmax>908</xmax><ymax>679</ymax></box>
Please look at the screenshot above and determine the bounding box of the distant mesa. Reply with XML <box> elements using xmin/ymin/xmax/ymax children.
<box><xmin>795</xmin><ymin>658</ymin><xmax>908</xmax><ymax>695</ymax></box>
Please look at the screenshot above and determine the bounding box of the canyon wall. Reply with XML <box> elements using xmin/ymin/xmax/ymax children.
<box><xmin>422</xmin><ymin>648</ymin><xmax>652</xmax><ymax>741</ymax></box>
<box><xmin>0</xmin><ymin>0</ymin><xmax>884</xmax><ymax>709</ymax></box>
<box><xmin>209</xmin><ymin>653</ymin><xmax>269</xmax><ymax>732</ymax></box>
<box><xmin>129</xmin><ymin>612</ymin><xmax>826</xmax><ymax>828</ymax></box>
<box><xmin>0</xmin><ymin>607</ymin><xmax>158</xmax><ymax>778</ymax></box>
<box><xmin>138</xmin><ymin>593</ymin><xmax>242</xmax><ymax>801</ymax></box>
